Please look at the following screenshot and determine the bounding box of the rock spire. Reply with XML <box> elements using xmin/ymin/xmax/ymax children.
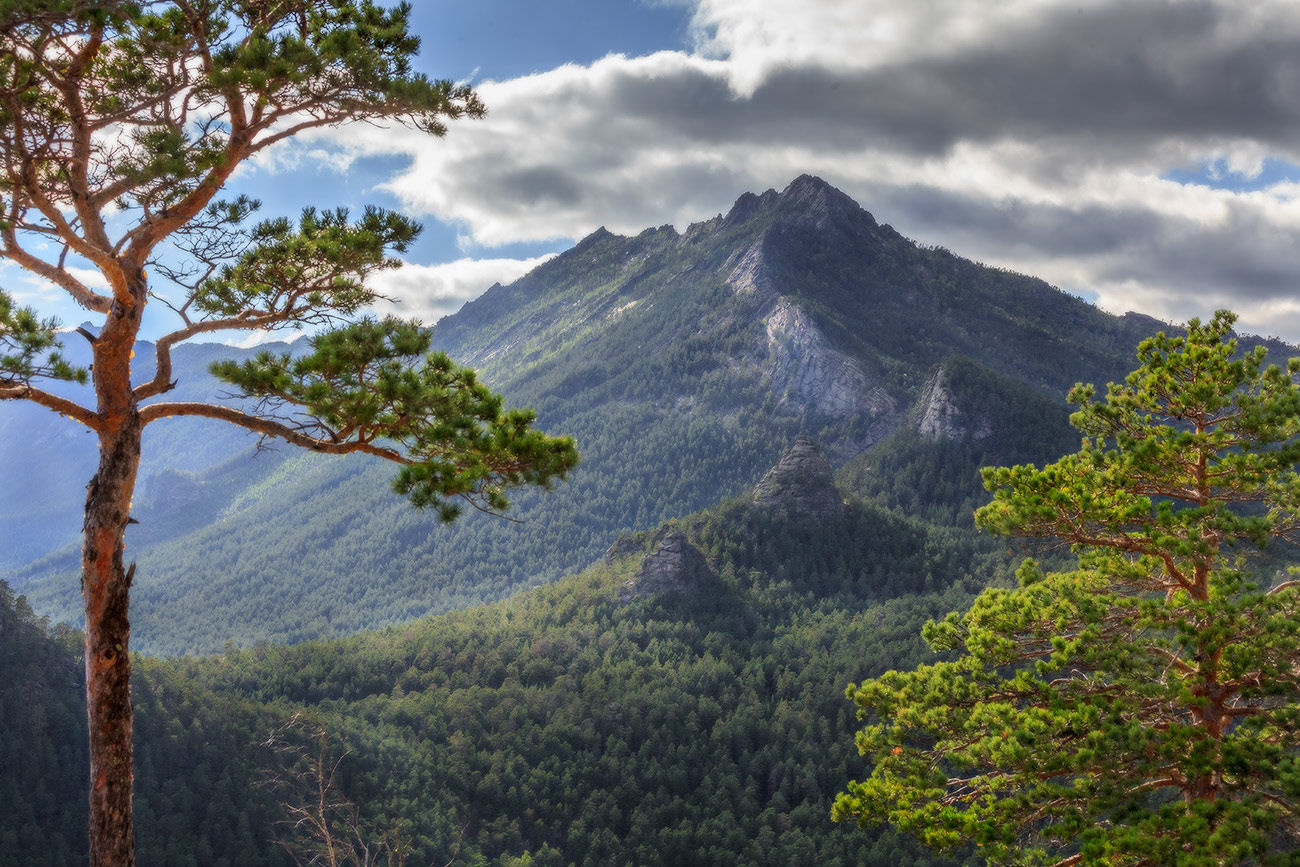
<box><xmin>617</xmin><ymin>532</ymin><xmax>714</xmax><ymax>602</ymax></box>
<box><xmin>751</xmin><ymin>436</ymin><xmax>845</xmax><ymax>519</ymax></box>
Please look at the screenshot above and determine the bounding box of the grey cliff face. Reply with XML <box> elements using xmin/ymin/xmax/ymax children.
<box><xmin>762</xmin><ymin>299</ymin><xmax>897</xmax><ymax>420</ymax></box>
<box><xmin>915</xmin><ymin>365</ymin><xmax>992</xmax><ymax>442</ymax></box>
<box><xmin>724</xmin><ymin>233</ymin><xmax>900</xmax><ymax>442</ymax></box>
<box><xmin>751</xmin><ymin>436</ymin><xmax>846</xmax><ymax>519</ymax></box>
<box><xmin>723</xmin><ymin>237</ymin><xmax>775</xmax><ymax>296</ymax></box>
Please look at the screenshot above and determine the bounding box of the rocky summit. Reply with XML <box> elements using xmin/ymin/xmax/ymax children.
<box><xmin>752</xmin><ymin>436</ymin><xmax>845</xmax><ymax>520</ymax></box>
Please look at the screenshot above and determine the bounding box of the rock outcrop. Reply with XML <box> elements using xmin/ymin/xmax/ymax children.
<box><xmin>915</xmin><ymin>364</ymin><xmax>992</xmax><ymax>442</ymax></box>
<box><xmin>140</xmin><ymin>468</ymin><xmax>205</xmax><ymax>512</ymax></box>
<box><xmin>723</xmin><ymin>233</ymin><xmax>777</xmax><ymax>297</ymax></box>
<box><xmin>752</xmin><ymin>437</ymin><xmax>845</xmax><ymax>519</ymax></box>
<box><xmin>618</xmin><ymin>532</ymin><xmax>714</xmax><ymax>602</ymax></box>
<box><xmin>762</xmin><ymin>299</ymin><xmax>897</xmax><ymax>420</ymax></box>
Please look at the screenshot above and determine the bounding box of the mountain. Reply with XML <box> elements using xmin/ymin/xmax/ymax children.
<box><xmin>0</xmin><ymin>442</ymin><xmax>996</xmax><ymax>866</ymax></box>
<box><xmin>438</xmin><ymin>174</ymin><xmax>1157</xmax><ymax>406</ymax></box>
<box><xmin>4</xmin><ymin>175</ymin><xmax>1281</xmax><ymax>653</ymax></box>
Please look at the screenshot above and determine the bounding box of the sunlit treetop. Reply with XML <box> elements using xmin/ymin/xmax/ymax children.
<box><xmin>836</xmin><ymin>311</ymin><xmax>1300</xmax><ymax>867</ymax></box>
<box><xmin>0</xmin><ymin>0</ymin><xmax>483</xmax><ymax>316</ymax></box>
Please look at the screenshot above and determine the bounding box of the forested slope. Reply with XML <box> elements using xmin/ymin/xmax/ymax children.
<box><xmin>2</xmin><ymin>449</ymin><xmax>1012</xmax><ymax>865</ymax></box>
<box><xmin>9</xmin><ymin>175</ymin><xmax>1290</xmax><ymax>654</ymax></box>
<box><xmin>13</xmin><ymin>310</ymin><xmax>1296</xmax><ymax>862</ymax></box>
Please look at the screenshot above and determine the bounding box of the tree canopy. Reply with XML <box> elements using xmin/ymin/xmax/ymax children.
<box><xmin>0</xmin><ymin>2</ymin><xmax>575</xmax><ymax>863</ymax></box>
<box><xmin>834</xmin><ymin>311</ymin><xmax>1300</xmax><ymax>866</ymax></box>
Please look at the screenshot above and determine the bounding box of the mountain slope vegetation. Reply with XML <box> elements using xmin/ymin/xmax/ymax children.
<box><xmin>8</xmin><ymin>177</ymin><xmax>1300</xmax><ymax>863</ymax></box>
<box><xmin>1</xmin><ymin>443</ymin><xmax>1006</xmax><ymax>865</ymax></box>
<box><xmin>6</xmin><ymin>176</ymin><xmax>1282</xmax><ymax>654</ymax></box>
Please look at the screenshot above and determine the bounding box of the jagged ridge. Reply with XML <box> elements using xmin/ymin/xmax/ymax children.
<box><xmin>8</xmin><ymin>175</ymin><xmax>1261</xmax><ymax>653</ymax></box>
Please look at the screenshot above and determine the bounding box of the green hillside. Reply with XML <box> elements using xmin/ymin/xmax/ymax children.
<box><xmin>1</xmin><ymin>446</ymin><xmax>1013</xmax><ymax>865</ymax></box>
<box><xmin>8</xmin><ymin>176</ymin><xmax>1285</xmax><ymax>655</ymax></box>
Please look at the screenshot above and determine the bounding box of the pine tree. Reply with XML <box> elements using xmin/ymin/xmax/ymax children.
<box><xmin>0</xmin><ymin>3</ymin><xmax>576</xmax><ymax>863</ymax></box>
<box><xmin>835</xmin><ymin>311</ymin><xmax>1300</xmax><ymax>865</ymax></box>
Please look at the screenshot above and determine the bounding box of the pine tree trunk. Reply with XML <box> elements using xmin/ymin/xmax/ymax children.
<box><xmin>82</xmin><ymin>418</ymin><xmax>141</xmax><ymax>867</ymax></box>
<box><xmin>83</xmin><ymin>300</ymin><xmax>144</xmax><ymax>867</ymax></box>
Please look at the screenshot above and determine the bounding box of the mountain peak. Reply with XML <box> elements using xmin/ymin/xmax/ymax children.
<box><xmin>718</xmin><ymin>175</ymin><xmax>882</xmax><ymax>240</ymax></box>
<box><xmin>780</xmin><ymin>175</ymin><xmax>878</xmax><ymax>228</ymax></box>
<box><xmin>752</xmin><ymin>437</ymin><xmax>846</xmax><ymax>519</ymax></box>
<box><xmin>572</xmin><ymin>226</ymin><xmax>617</xmax><ymax>251</ymax></box>
<box><xmin>781</xmin><ymin>173</ymin><xmax>841</xmax><ymax>199</ymax></box>
<box><xmin>722</xmin><ymin>187</ymin><xmax>779</xmax><ymax>227</ymax></box>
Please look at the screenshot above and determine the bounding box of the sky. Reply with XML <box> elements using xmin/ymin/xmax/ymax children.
<box><xmin>17</xmin><ymin>0</ymin><xmax>1300</xmax><ymax>345</ymax></box>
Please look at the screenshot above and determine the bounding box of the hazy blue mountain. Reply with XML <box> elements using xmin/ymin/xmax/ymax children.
<box><xmin>4</xmin><ymin>175</ymin><xmax>1279</xmax><ymax>653</ymax></box>
<box><xmin>0</xmin><ymin>334</ymin><xmax>299</xmax><ymax>571</ymax></box>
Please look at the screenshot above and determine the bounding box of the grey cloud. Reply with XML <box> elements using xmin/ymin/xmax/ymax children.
<box><xmin>400</xmin><ymin>1</ymin><xmax>1300</xmax><ymax>226</ymax></box>
<box><xmin>1096</xmin><ymin>226</ymin><xmax>1300</xmax><ymax>302</ymax></box>
<box><xmin>922</xmin><ymin>2</ymin><xmax>1300</xmax><ymax>149</ymax></box>
<box><xmin>580</xmin><ymin>3</ymin><xmax>1300</xmax><ymax>159</ymax></box>
<box><xmin>844</xmin><ymin>178</ymin><xmax>1300</xmax><ymax>311</ymax></box>
<box><xmin>487</xmin><ymin>167</ymin><xmax>584</xmax><ymax>207</ymax></box>
<box><xmin>863</xmin><ymin>183</ymin><xmax>1168</xmax><ymax>259</ymax></box>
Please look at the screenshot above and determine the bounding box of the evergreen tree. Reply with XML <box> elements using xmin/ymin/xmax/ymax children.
<box><xmin>0</xmin><ymin>3</ymin><xmax>575</xmax><ymax>864</ymax></box>
<box><xmin>835</xmin><ymin>311</ymin><xmax>1300</xmax><ymax>865</ymax></box>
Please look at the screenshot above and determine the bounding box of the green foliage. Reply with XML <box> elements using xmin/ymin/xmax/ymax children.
<box><xmin>835</xmin><ymin>311</ymin><xmax>1300</xmax><ymax>865</ymax></box>
<box><xmin>0</xmin><ymin>580</ymin><xmax>86</xmax><ymax>866</ymax></box>
<box><xmin>0</xmin><ymin>0</ymin><xmax>482</xmax><ymax>215</ymax></box>
<box><xmin>1</xmin><ymin>486</ymin><xmax>1015</xmax><ymax>865</ymax></box>
<box><xmin>191</xmin><ymin>207</ymin><xmax>420</xmax><ymax>324</ymax></box>
<box><xmin>0</xmin><ymin>290</ymin><xmax>86</xmax><ymax>386</ymax></box>
<box><xmin>169</xmin><ymin>493</ymin><xmax>992</xmax><ymax>866</ymax></box>
<box><xmin>261</xmin><ymin>713</ymin><xmax>415</xmax><ymax>866</ymax></box>
<box><xmin>212</xmin><ymin>317</ymin><xmax>578</xmax><ymax>520</ymax></box>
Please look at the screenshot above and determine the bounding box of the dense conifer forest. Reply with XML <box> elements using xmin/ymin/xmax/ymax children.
<box><xmin>2</xmin><ymin>470</ymin><xmax>1016</xmax><ymax>865</ymax></box>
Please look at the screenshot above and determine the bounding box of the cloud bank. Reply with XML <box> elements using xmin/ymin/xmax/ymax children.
<box><xmin>313</xmin><ymin>0</ymin><xmax>1300</xmax><ymax>342</ymax></box>
<box><xmin>369</xmin><ymin>255</ymin><xmax>557</xmax><ymax>324</ymax></box>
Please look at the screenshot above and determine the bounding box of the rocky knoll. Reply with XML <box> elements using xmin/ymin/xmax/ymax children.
<box><xmin>752</xmin><ymin>436</ymin><xmax>845</xmax><ymax>520</ymax></box>
<box><xmin>617</xmin><ymin>532</ymin><xmax>714</xmax><ymax>602</ymax></box>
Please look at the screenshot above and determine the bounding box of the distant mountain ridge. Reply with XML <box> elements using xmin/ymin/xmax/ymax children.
<box><xmin>5</xmin><ymin>175</ymin><xmax>1286</xmax><ymax>653</ymax></box>
<box><xmin>431</xmin><ymin>175</ymin><xmax>1198</xmax><ymax>462</ymax></box>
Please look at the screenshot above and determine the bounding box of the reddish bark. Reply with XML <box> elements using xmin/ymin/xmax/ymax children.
<box><xmin>82</xmin><ymin>298</ymin><xmax>144</xmax><ymax>867</ymax></box>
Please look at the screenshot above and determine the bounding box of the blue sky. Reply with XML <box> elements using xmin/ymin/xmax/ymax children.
<box><xmin>242</xmin><ymin>0</ymin><xmax>694</xmax><ymax>268</ymax></box>
<box><xmin>16</xmin><ymin>0</ymin><xmax>1300</xmax><ymax>344</ymax></box>
<box><xmin>412</xmin><ymin>0</ymin><xmax>690</xmax><ymax>82</ymax></box>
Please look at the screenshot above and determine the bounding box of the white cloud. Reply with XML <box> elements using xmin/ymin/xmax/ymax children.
<box><xmin>245</xmin><ymin>141</ymin><xmax>359</xmax><ymax>178</ymax></box>
<box><xmin>300</xmin><ymin>0</ymin><xmax>1300</xmax><ymax>342</ymax></box>
<box><xmin>368</xmin><ymin>255</ymin><xmax>557</xmax><ymax>324</ymax></box>
<box><xmin>221</xmin><ymin>329</ymin><xmax>277</xmax><ymax>349</ymax></box>
<box><xmin>66</xmin><ymin>267</ymin><xmax>111</xmax><ymax>292</ymax></box>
